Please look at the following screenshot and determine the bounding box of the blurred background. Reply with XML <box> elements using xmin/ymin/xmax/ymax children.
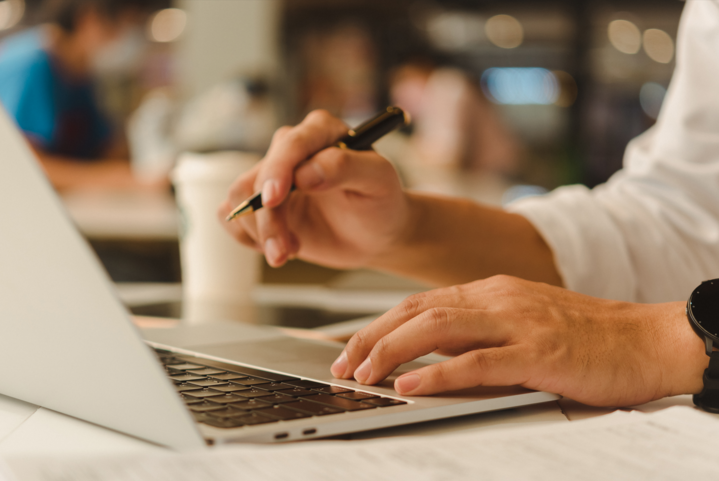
<box><xmin>0</xmin><ymin>0</ymin><xmax>683</xmax><ymax>330</ymax></box>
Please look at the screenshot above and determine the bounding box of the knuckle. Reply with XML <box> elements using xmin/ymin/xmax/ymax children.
<box><xmin>431</xmin><ymin>362</ymin><xmax>452</xmax><ymax>388</ymax></box>
<box><xmin>284</xmin><ymin>131</ymin><xmax>308</xmax><ymax>153</ymax></box>
<box><xmin>425</xmin><ymin>308</ymin><xmax>451</xmax><ymax>334</ymax></box>
<box><xmin>348</xmin><ymin>328</ymin><xmax>370</xmax><ymax>354</ymax></box>
<box><xmin>273</xmin><ymin>125</ymin><xmax>292</xmax><ymax>139</ymax></box>
<box><xmin>305</xmin><ymin>109</ymin><xmax>332</xmax><ymax>124</ymax></box>
<box><xmin>399</xmin><ymin>293</ymin><xmax>426</xmax><ymax>319</ymax></box>
<box><xmin>469</xmin><ymin>349</ymin><xmax>501</xmax><ymax>374</ymax></box>
<box><xmin>486</xmin><ymin>274</ymin><xmax>522</xmax><ymax>295</ymax></box>
<box><xmin>373</xmin><ymin>337</ymin><xmax>392</xmax><ymax>362</ymax></box>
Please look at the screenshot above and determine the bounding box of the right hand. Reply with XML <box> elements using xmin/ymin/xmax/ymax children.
<box><xmin>218</xmin><ymin>110</ymin><xmax>411</xmax><ymax>269</ymax></box>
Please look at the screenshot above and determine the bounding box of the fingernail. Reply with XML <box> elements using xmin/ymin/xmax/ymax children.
<box><xmin>395</xmin><ymin>373</ymin><xmax>421</xmax><ymax>394</ymax></box>
<box><xmin>354</xmin><ymin>358</ymin><xmax>372</xmax><ymax>384</ymax></box>
<box><xmin>331</xmin><ymin>351</ymin><xmax>348</xmax><ymax>378</ymax></box>
<box><xmin>295</xmin><ymin>163</ymin><xmax>325</xmax><ymax>189</ymax></box>
<box><xmin>264</xmin><ymin>238</ymin><xmax>283</xmax><ymax>266</ymax></box>
<box><xmin>262</xmin><ymin>180</ymin><xmax>279</xmax><ymax>205</ymax></box>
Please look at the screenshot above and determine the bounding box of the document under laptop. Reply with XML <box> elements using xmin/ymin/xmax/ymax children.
<box><xmin>0</xmin><ymin>106</ymin><xmax>558</xmax><ymax>448</ymax></box>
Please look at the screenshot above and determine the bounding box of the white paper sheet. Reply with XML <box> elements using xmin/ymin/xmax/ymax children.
<box><xmin>3</xmin><ymin>406</ymin><xmax>717</xmax><ymax>481</ymax></box>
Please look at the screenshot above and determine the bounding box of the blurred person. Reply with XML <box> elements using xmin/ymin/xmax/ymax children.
<box><xmin>219</xmin><ymin>0</ymin><xmax>719</xmax><ymax>411</ymax></box>
<box><xmin>390</xmin><ymin>61</ymin><xmax>522</xmax><ymax>176</ymax></box>
<box><xmin>0</xmin><ymin>0</ymin><xmax>161</xmax><ymax>191</ymax></box>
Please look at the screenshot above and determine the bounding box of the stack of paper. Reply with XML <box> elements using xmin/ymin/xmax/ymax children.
<box><xmin>2</xmin><ymin>406</ymin><xmax>716</xmax><ymax>481</ymax></box>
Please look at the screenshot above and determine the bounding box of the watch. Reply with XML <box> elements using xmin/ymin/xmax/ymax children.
<box><xmin>687</xmin><ymin>278</ymin><xmax>719</xmax><ymax>413</ymax></box>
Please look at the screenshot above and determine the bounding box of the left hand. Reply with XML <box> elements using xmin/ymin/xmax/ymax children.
<box><xmin>330</xmin><ymin>275</ymin><xmax>707</xmax><ymax>407</ymax></box>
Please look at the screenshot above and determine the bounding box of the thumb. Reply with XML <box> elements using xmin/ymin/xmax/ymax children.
<box><xmin>394</xmin><ymin>347</ymin><xmax>528</xmax><ymax>396</ymax></box>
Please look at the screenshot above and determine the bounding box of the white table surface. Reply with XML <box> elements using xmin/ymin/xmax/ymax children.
<box><xmin>62</xmin><ymin>190</ymin><xmax>179</xmax><ymax>241</ymax></box>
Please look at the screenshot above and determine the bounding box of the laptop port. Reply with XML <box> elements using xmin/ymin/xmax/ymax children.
<box><xmin>302</xmin><ymin>428</ymin><xmax>317</xmax><ymax>436</ymax></box>
<box><xmin>274</xmin><ymin>432</ymin><xmax>289</xmax><ymax>440</ymax></box>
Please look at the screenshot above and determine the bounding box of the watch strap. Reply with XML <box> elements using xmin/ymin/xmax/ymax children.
<box><xmin>693</xmin><ymin>350</ymin><xmax>719</xmax><ymax>413</ymax></box>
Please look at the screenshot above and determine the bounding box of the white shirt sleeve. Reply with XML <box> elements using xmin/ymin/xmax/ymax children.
<box><xmin>508</xmin><ymin>0</ymin><xmax>719</xmax><ymax>303</ymax></box>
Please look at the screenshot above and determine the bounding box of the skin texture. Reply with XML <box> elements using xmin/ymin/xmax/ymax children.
<box><xmin>218</xmin><ymin>110</ymin><xmax>562</xmax><ymax>288</ymax></box>
<box><xmin>219</xmin><ymin>109</ymin><xmax>709</xmax><ymax>406</ymax></box>
<box><xmin>331</xmin><ymin>276</ymin><xmax>708</xmax><ymax>407</ymax></box>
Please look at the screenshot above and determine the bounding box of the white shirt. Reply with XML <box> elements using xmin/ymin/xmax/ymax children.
<box><xmin>508</xmin><ymin>0</ymin><xmax>719</xmax><ymax>303</ymax></box>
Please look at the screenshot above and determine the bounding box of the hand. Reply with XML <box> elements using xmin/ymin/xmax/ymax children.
<box><xmin>330</xmin><ymin>275</ymin><xmax>708</xmax><ymax>407</ymax></box>
<box><xmin>218</xmin><ymin>110</ymin><xmax>411</xmax><ymax>269</ymax></box>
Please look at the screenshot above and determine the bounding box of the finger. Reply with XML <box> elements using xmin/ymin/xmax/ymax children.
<box><xmin>257</xmin><ymin>110</ymin><xmax>348</xmax><ymax>208</ymax></box>
<box><xmin>394</xmin><ymin>346</ymin><xmax>529</xmax><ymax>396</ymax></box>
<box><xmin>333</xmin><ymin>287</ymin><xmax>468</xmax><ymax>379</ymax></box>
<box><xmin>226</xmin><ymin>163</ymin><xmax>262</xmax><ymax>209</ymax></box>
<box><xmin>294</xmin><ymin>148</ymin><xmax>399</xmax><ymax>196</ymax></box>
<box><xmin>254</xmin><ymin>202</ymin><xmax>299</xmax><ymax>267</ymax></box>
<box><xmin>218</xmin><ymin>200</ymin><xmax>261</xmax><ymax>251</ymax></box>
<box><xmin>352</xmin><ymin>307</ymin><xmax>512</xmax><ymax>385</ymax></box>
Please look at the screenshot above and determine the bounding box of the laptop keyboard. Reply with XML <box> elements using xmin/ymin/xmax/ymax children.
<box><xmin>154</xmin><ymin>348</ymin><xmax>407</xmax><ymax>429</ymax></box>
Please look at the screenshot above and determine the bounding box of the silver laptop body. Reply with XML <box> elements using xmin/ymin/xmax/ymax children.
<box><xmin>0</xmin><ymin>106</ymin><xmax>558</xmax><ymax>448</ymax></box>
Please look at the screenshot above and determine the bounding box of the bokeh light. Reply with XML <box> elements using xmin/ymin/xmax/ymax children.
<box><xmin>481</xmin><ymin>68</ymin><xmax>559</xmax><ymax>105</ymax></box>
<box><xmin>642</xmin><ymin>29</ymin><xmax>674</xmax><ymax>64</ymax></box>
<box><xmin>608</xmin><ymin>19</ymin><xmax>641</xmax><ymax>54</ymax></box>
<box><xmin>426</xmin><ymin>12</ymin><xmax>485</xmax><ymax>51</ymax></box>
<box><xmin>0</xmin><ymin>0</ymin><xmax>25</xmax><ymax>31</ymax></box>
<box><xmin>148</xmin><ymin>8</ymin><xmax>188</xmax><ymax>43</ymax></box>
<box><xmin>485</xmin><ymin>14</ymin><xmax>523</xmax><ymax>49</ymax></box>
<box><xmin>639</xmin><ymin>82</ymin><xmax>667</xmax><ymax>119</ymax></box>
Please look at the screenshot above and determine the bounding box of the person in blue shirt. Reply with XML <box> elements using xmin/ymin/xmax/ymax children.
<box><xmin>0</xmin><ymin>0</ymin><xmax>160</xmax><ymax>190</ymax></box>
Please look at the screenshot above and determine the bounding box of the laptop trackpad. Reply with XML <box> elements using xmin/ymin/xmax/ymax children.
<box><xmin>188</xmin><ymin>337</ymin><xmax>429</xmax><ymax>386</ymax></box>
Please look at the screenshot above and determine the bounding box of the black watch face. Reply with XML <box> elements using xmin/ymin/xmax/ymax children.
<box><xmin>690</xmin><ymin>280</ymin><xmax>719</xmax><ymax>338</ymax></box>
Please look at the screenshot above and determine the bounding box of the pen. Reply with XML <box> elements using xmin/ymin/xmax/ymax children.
<box><xmin>225</xmin><ymin>106</ymin><xmax>409</xmax><ymax>221</ymax></box>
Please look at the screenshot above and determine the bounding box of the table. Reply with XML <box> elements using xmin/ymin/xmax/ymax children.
<box><xmin>0</xmin><ymin>318</ymin><xmax>697</xmax><ymax>456</ymax></box>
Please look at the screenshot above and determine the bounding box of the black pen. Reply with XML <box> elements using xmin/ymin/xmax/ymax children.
<box><xmin>225</xmin><ymin>106</ymin><xmax>409</xmax><ymax>221</ymax></box>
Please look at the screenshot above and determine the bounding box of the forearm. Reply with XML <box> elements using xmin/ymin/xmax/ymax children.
<box><xmin>369</xmin><ymin>192</ymin><xmax>564</xmax><ymax>287</ymax></box>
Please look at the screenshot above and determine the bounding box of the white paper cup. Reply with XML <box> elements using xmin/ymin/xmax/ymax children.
<box><xmin>172</xmin><ymin>151</ymin><xmax>261</xmax><ymax>323</ymax></box>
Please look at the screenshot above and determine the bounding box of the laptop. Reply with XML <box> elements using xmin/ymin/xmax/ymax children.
<box><xmin>0</xmin><ymin>106</ymin><xmax>558</xmax><ymax>449</ymax></box>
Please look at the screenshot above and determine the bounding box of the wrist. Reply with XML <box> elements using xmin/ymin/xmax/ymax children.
<box><xmin>365</xmin><ymin>191</ymin><xmax>426</xmax><ymax>272</ymax></box>
<box><xmin>659</xmin><ymin>301</ymin><xmax>709</xmax><ymax>397</ymax></box>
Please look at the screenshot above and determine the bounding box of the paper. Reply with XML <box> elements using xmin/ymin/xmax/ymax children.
<box><xmin>3</xmin><ymin>406</ymin><xmax>718</xmax><ymax>481</ymax></box>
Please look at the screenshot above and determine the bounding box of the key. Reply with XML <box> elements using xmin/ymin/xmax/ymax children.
<box><xmin>336</xmin><ymin>391</ymin><xmax>379</xmax><ymax>401</ymax></box>
<box><xmin>183</xmin><ymin>389</ymin><xmax>225</xmax><ymax>400</ymax></box>
<box><xmin>283</xmin><ymin>400</ymin><xmax>344</xmax><ymax>416</ymax></box>
<box><xmin>188</xmin><ymin>402</ymin><xmax>226</xmax><ymax>413</ymax></box>
<box><xmin>257</xmin><ymin>382</ymin><xmax>295</xmax><ymax>391</ymax></box>
<box><xmin>187</xmin><ymin>379</ymin><xmax>230</xmax><ymax>388</ymax></box>
<box><xmin>210</xmin><ymin>373</ymin><xmax>248</xmax><ymax>381</ymax></box>
<box><xmin>210</xmin><ymin>384</ymin><xmax>251</xmax><ymax>393</ymax></box>
<box><xmin>179</xmin><ymin>393</ymin><xmax>204</xmax><ymax>405</ymax></box>
<box><xmin>364</xmin><ymin>398</ymin><xmax>407</xmax><ymax>407</ymax></box>
<box><xmin>275</xmin><ymin>388</ymin><xmax>318</xmax><ymax>397</ymax></box>
<box><xmin>190</xmin><ymin>368</ymin><xmax>226</xmax><ymax>376</ymax></box>
<box><xmin>206</xmin><ymin>394</ymin><xmax>248</xmax><ymax>404</ymax></box>
<box><xmin>232</xmin><ymin>378</ymin><xmax>272</xmax><ymax>387</ymax></box>
<box><xmin>285</xmin><ymin>380</ymin><xmax>326</xmax><ymax>389</ymax></box>
<box><xmin>169</xmin><ymin>373</ymin><xmax>206</xmax><ymax>382</ymax></box>
<box><xmin>234</xmin><ymin>388</ymin><xmax>276</xmax><ymax>399</ymax></box>
<box><xmin>205</xmin><ymin>407</ymin><xmax>246</xmax><ymax>418</ymax></box>
<box><xmin>229</xmin><ymin>399</ymin><xmax>272</xmax><ymax>411</ymax></box>
<box><xmin>256</xmin><ymin>405</ymin><xmax>311</xmax><ymax>421</ymax></box>
<box><xmin>307</xmin><ymin>394</ymin><xmax>375</xmax><ymax>412</ymax></box>
<box><xmin>263</xmin><ymin>393</ymin><xmax>297</xmax><ymax>404</ymax></box>
<box><xmin>312</xmin><ymin>386</ymin><xmax>353</xmax><ymax>394</ymax></box>
<box><xmin>176</xmin><ymin>384</ymin><xmax>203</xmax><ymax>393</ymax></box>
